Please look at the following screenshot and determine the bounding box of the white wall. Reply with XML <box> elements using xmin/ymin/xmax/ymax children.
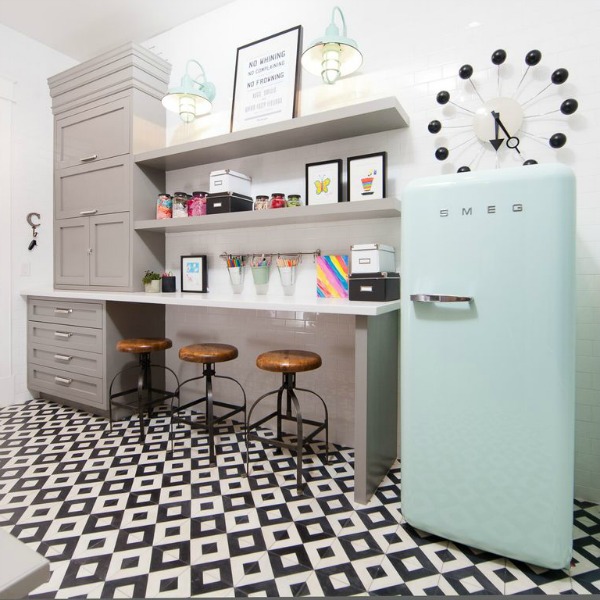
<box><xmin>0</xmin><ymin>24</ymin><xmax>76</xmax><ymax>405</ymax></box>
<box><xmin>144</xmin><ymin>0</ymin><xmax>600</xmax><ymax>501</ymax></box>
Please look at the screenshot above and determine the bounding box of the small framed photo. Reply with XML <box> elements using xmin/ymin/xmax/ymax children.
<box><xmin>230</xmin><ymin>25</ymin><xmax>302</xmax><ymax>132</ymax></box>
<box><xmin>305</xmin><ymin>159</ymin><xmax>343</xmax><ymax>205</ymax></box>
<box><xmin>181</xmin><ymin>255</ymin><xmax>208</xmax><ymax>293</ymax></box>
<box><xmin>347</xmin><ymin>152</ymin><xmax>387</xmax><ymax>202</ymax></box>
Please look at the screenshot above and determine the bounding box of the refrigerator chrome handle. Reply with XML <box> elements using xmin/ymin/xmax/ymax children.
<box><xmin>410</xmin><ymin>294</ymin><xmax>473</xmax><ymax>303</ymax></box>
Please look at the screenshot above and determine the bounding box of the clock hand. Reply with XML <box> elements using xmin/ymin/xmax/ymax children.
<box><xmin>489</xmin><ymin>110</ymin><xmax>504</xmax><ymax>151</ymax></box>
<box><xmin>491</xmin><ymin>111</ymin><xmax>521</xmax><ymax>154</ymax></box>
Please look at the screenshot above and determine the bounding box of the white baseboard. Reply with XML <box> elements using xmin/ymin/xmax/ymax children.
<box><xmin>0</xmin><ymin>375</ymin><xmax>15</xmax><ymax>407</ymax></box>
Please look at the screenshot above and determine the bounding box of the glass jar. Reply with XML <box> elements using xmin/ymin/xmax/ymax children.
<box><xmin>156</xmin><ymin>193</ymin><xmax>172</xmax><ymax>219</ymax></box>
<box><xmin>269</xmin><ymin>193</ymin><xmax>287</xmax><ymax>209</ymax></box>
<box><xmin>188</xmin><ymin>191</ymin><xmax>207</xmax><ymax>216</ymax></box>
<box><xmin>287</xmin><ymin>194</ymin><xmax>302</xmax><ymax>207</ymax></box>
<box><xmin>172</xmin><ymin>192</ymin><xmax>189</xmax><ymax>218</ymax></box>
<box><xmin>254</xmin><ymin>195</ymin><xmax>269</xmax><ymax>210</ymax></box>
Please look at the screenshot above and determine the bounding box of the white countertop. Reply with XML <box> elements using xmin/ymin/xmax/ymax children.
<box><xmin>22</xmin><ymin>289</ymin><xmax>401</xmax><ymax>316</ymax></box>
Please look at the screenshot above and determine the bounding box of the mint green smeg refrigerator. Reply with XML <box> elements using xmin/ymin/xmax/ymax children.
<box><xmin>400</xmin><ymin>164</ymin><xmax>575</xmax><ymax>569</ymax></box>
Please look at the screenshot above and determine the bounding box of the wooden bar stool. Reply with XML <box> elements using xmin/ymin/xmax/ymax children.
<box><xmin>108</xmin><ymin>337</ymin><xmax>179</xmax><ymax>443</ymax></box>
<box><xmin>171</xmin><ymin>343</ymin><xmax>246</xmax><ymax>465</ymax></box>
<box><xmin>246</xmin><ymin>349</ymin><xmax>329</xmax><ymax>492</ymax></box>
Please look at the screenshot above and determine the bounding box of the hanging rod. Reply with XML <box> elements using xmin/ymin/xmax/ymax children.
<box><xmin>220</xmin><ymin>249</ymin><xmax>321</xmax><ymax>260</ymax></box>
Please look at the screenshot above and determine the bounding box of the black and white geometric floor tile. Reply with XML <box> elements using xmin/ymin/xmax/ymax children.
<box><xmin>1</xmin><ymin>398</ymin><xmax>600</xmax><ymax>597</ymax></box>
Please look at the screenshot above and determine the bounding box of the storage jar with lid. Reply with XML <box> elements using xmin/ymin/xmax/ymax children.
<box><xmin>254</xmin><ymin>195</ymin><xmax>269</xmax><ymax>210</ymax></box>
<box><xmin>287</xmin><ymin>194</ymin><xmax>302</xmax><ymax>207</ymax></box>
<box><xmin>172</xmin><ymin>192</ymin><xmax>189</xmax><ymax>218</ymax></box>
<box><xmin>156</xmin><ymin>193</ymin><xmax>172</xmax><ymax>219</ymax></box>
<box><xmin>188</xmin><ymin>191</ymin><xmax>207</xmax><ymax>216</ymax></box>
<box><xmin>269</xmin><ymin>193</ymin><xmax>287</xmax><ymax>209</ymax></box>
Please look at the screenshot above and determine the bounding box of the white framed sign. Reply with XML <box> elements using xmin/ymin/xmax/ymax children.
<box><xmin>230</xmin><ymin>26</ymin><xmax>302</xmax><ymax>132</ymax></box>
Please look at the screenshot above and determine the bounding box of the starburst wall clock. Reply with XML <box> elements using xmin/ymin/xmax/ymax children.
<box><xmin>428</xmin><ymin>49</ymin><xmax>578</xmax><ymax>171</ymax></box>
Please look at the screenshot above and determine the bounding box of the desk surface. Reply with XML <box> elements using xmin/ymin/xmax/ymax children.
<box><xmin>22</xmin><ymin>289</ymin><xmax>401</xmax><ymax>316</ymax></box>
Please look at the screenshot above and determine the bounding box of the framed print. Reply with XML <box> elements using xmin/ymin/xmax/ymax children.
<box><xmin>347</xmin><ymin>152</ymin><xmax>387</xmax><ymax>202</ymax></box>
<box><xmin>306</xmin><ymin>159</ymin><xmax>342</xmax><ymax>205</ymax></box>
<box><xmin>181</xmin><ymin>255</ymin><xmax>208</xmax><ymax>293</ymax></box>
<box><xmin>231</xmin><ymin>25</ymin><xmax>302</xmax><ymax>132</ymax></box>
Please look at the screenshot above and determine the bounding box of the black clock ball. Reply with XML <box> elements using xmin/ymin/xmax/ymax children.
<box><xmin>551</xmin><ymin>68</ymin><xmax>569</xmax><ymax>85</ymax></box>
<box><xmin>457</xmin><ymin>166</ymin><xmax>471</xmax><ymax>173</ymax></box>
<box><xmin>459</xmin><ymin>64</ymin><xmax>473</xmax><ymax>79</ymax></box>
<box><xmin>523</xmin><ymin>159</ymin><xmax>538</xmax><ymax>166</ymax></box>
<box><xmin>435</xmin><ymin>147</ymin><xmax>449</xmax><ymax>161</ymax></box>
<box><xmin>436</xmin><ymin>90</ymin><xmax>450</xmax><ymax>105</ymax></box>
<box><xmin>560</xmin><ymin>98</ymin><xmax>578</xmax><ymax>115</ymax></box>
<box><xmin>525</xmin><ymin>49</ymin><xmax>542</xmax><ymax>66</ymax></box>
<box><xmin>428</xmin><ymin>120</ymin><xmax>442</xmax><ymax>134</ymax></box>
<box><xmin>491</xmin><ymin>49</ymin><xmax>507</xmax><ymax>65</ymax></box>
<box><xmin>549</xmin><ymin>133</ymin><xmax>567</xmax><ymax>148</ymax></box>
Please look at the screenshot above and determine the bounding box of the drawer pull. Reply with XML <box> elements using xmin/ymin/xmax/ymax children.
<box><xmin>54</xmin><ymin>376</ymin><xmax>73</xmax><ymax>386</ymax></box>
<box><xmin>54</xmin><ymin>354</ymin><xmax>73</xmax><ymax>362</ymax></box>
<box><xmin>54</xmin><ymin>331</ymin><xmax>73</xmax><ymax>339</ymax></box>
<box><xmin>54</xmin><ymin>308</ymin><xmax>73</xmax><ymax>315</ymax></box>
<box><xmin>79</xmin><ymin>209</ymin><xmax>98</xmax><ymax>216</ymax></box>
<box><xmin>80</xmin><ymin>154</ymin><xmax>98</xmax><ymax>162</ymax></box>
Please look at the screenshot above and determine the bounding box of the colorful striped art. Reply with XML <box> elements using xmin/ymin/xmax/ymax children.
<box><xmin>316</xmin><ymin>255</ymin><xmax>349</xmax><ymax>298</ymax></box>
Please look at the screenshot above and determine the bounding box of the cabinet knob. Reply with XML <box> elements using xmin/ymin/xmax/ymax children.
<box><xmin>79</xmin><ymin>209</ymin><xmax>98</xmax><ymax>216</ymax></box>
<box><xmin>54</xmin><ymin>354</ymin><xmax>73</xmax><ymax>362</ymax></box>
<box><xmin>54</xmin><ymin>376</ymin><xmax>73</xmax><ymax>386</ymax></box>
<box><xmin>80</xmin><ymin>154</ymin><xmax>98</xmax><ymax>162</ymax></box>
<box><xmin>87</xmin><ymin>248</ymin><xmax>93</xmax><ymax>255</ymax></box>
<box><xmin>54</xmin><ymin>307</ymin><xmax>73</xmax><ymax>315</ymax></box>
<box><xmin>54</xmin><ymin>331</ymin><xmax>73</xmax><ymax>339</ymax></box>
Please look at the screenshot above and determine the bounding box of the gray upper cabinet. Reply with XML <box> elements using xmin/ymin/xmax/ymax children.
<box><xmin>56</xmin><ymin>96</ymin><xmax>130</xmax><ymax>170</ymax></box>
<box><xmin>48</xmin><ymin>43</ymin><xmax>170</xmax><ymax>291</ymax></box>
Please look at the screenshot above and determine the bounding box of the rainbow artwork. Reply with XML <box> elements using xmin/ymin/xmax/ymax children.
<box><xmin>316</xmin><ymin>255</ymin><xmax>349</xmax><ymax>298</ymax></box>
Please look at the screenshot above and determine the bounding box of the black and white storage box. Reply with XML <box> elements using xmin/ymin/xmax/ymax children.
<box><xmin>349</xmin><ymin>272</ymin><xmax>400</xmax><ymax>301</ymax></box>
<box><xmin>209</xmin><ymin>169</ymin><xmax>252</xmax><ymax>197</ymax></box>
<box><xmin>207</xmin><ymin>192</ymin><xmax>254</xmax><ymax>214</ymax></box>
<box><xmin>351</xmin><ymin>243</ymin><xmax>396</xmax><ymax>274</ymax></box>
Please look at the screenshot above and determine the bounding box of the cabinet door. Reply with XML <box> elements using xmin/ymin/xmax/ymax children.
<box><xmin>90</xmin><ymin>213</ymin><xmax>130</xmax><ymax>287</ymax></box>
<box><xmin>56</xmin><ymin>97</ymin><xmax>130</xmax><ymax>170</ymax></box>
<box><xmin>54</xmin><ymin>217</ymin><xmax>89</xmax><ymax>286</ymax></box>
<box><xmin>55</xmin><ymin>156</ymin><xmax>130</xmax><ymax>219</ymax></box>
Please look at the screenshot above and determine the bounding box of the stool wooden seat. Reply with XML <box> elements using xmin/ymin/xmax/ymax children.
<box><xmin>256</xmin><ymin>350</ymin><xmax>322</xmax><ymax>373</ymax></box>
<box><xmin>172</xmin><ymin>343</ymin><xmax>246</xmax><ymax>464</ymax></box>
<box><xmin>117</xmin><ymin>338</ymin><xmax>173</xmax><ymax>354</ymax></box>
<box><xmin>109</xmin><ymin>337</ymin><xmax>178</xmax><ymax>443</ymax></box>
<box><xmin>246</xmin><ymin>349</ymin><xmax>328</xmax><ymax>493</ymax></box>
<box><xmin>180</xmin><ymin>343</ymin><xmax>238</xmax><ymax>364</ymax></box>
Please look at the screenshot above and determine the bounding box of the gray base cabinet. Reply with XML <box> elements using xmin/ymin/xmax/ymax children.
<box><xmin>27</xmin><ymin>297</ymin><xmax>166</xmax><ymax>415</ymax></box>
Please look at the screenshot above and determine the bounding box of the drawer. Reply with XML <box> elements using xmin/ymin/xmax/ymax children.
<box><xmin>55</xmin><ymin>156</ymin><xmax>130</xmax><ymax>219</ymax></box>
<box><xmin>29</xmin><ymin>343</ymin><xmax>103</xmax><ymax>378</ymax></box>
<box><xmin>28</xmin><ymin>321</ymin><xmax>103</xmax><ymax>354</ymax></box>
<box><xmin>28</xmin><ymin>299</ymin><xmax>103</xmax><ymax>328</ymax></box>
<box><xmin>28</xmin><ymin>364</ymin><xmax>104</xmax><ymax>410</ymax></box>
<box><xmin>56</xmin><ymin>97</ymin><xmax>130</xmax><ymax>169</ymax></box>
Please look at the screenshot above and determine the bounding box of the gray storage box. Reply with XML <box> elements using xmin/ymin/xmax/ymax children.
<box><xmin>351</xmin><ymin>243</ymin><xmax>396</xmax><ymax>274</ymax></box>
<box><xmin>349</xmin><ymin>272</ymin><xmax>400</xmax><ymax>301</ymax></box>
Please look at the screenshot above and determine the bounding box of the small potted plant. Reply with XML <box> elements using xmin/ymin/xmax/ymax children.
<box><xmin>143</xmin><ymin>270</ymin><xmax>161</xmax><ymax>293</ymax></box>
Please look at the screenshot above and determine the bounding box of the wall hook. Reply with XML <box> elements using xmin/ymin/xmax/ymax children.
<box><xmin>27</xmin><ymin>212</ymin><xmax>41</xmax><ymax>229</ymax></box>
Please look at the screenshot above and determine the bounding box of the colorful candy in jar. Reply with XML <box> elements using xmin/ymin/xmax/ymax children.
<box><xmin>269</xmin><ymin>193</ymin><xmax>287</xmax><ymax>209</ymax></box>
<box><xmin>254</xmin><ymin>195</ymin><xmax>269</xmax><ymax>210</ymax></box>
<box><xmin>172</xmin><ymin>192</ymin><xmax>189</xmax><ymax>218</ymax></box>
<box><xmin>188</xmin><ymin>191</ymin><xmax>207</xmax><ymax>216</ymax></box>
<box><xmin>156</xmin><ymin>193</ymin><xmax>172</xmax><ymax>219</ymax></box>
<box><xmin>287</xmin><ymin>194</ymin><xmax>302</xmax><ymax>207</ymax></box>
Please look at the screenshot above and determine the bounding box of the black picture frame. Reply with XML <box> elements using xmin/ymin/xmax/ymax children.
<box><xmin>181</xmin><ymin>255</ymin><xmax>208</xmax><ymax>293</ymax></box>
<box><xmin>347</xmin><ymin>152</ymin><xmax>387</xmax><ymax>202</ymax></box>
<box><xmin>230</xmin><ymin>25</ymin><xmax>302</xmax><ymax>133</ymax></box>
<box><xmin>305</xmin><ymin>159</ymin><xmax>343</xmax><ymax>205</ymax></box>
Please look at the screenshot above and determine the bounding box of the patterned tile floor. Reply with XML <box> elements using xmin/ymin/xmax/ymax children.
<box><xmin>1</xmin><ymin>399</ymin><xmax>600</xmax><ymax>597</ymax></box>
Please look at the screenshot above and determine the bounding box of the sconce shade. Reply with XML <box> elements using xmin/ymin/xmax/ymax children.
<box><xmin>162</xmin><ymin>60</ymin><xmax>216</xmax><ymax>122</ymax></box>
<box><xmin>301</xmin><ymin>6</ymin><xmax>362</xmax><ymax>85</ymax></box>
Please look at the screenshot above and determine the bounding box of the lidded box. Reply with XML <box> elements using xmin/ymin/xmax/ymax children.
<box><xmin>351</xmin><ymin>244</ymin><xmax>396</xmax><ymax>274</ymax></box>
<box><xmin>209</xmin><ymin>169</ymin><xmax>252</xmax><ymax>197</ymax></box>
<box><xmin>349</xmin><ymin>272</ymin><xmax>400</xmax><ymax>302</ymax></box>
